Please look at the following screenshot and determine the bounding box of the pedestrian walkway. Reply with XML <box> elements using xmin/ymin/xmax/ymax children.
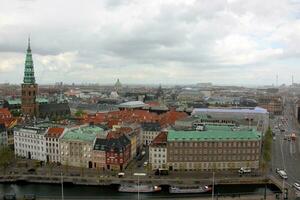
<box><xmin>172</xmin><ymin>194</ymin><xmax>276</xmax><ymax>200</ymax></box>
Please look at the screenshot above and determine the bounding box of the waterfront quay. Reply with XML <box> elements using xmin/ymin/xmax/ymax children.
<box><xmin>0</xmin><ymin>173</ymin><xmax>271</xmax><ymax>186</ymax></box>
<box><xmin>0</xmin><ymin>174</ymin><xmax>283</xmax><ymax>200</ymax></box>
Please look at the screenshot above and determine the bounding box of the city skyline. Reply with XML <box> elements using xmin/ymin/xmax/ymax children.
<box><xmin>1</xmin><ymin>0</ymin><xmax>300</xmax><ymax>86</ymax></box>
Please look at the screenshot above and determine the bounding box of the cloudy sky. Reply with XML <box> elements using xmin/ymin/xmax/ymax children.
<box><xmin>0</xmin><ymin>0</ymin><xmax>300</xmax><ymax>86</ymax></box>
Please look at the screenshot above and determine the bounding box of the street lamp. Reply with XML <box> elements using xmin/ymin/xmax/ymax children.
<box><xmin>61</xmin><ymin>171</ymin><xmax>64</xmax><ymax>200</ymax></box>
<box><xmin>133</xmin><ymin>173</ymin><xmax>146</xmax><ymax>200</ymax></box>
<box><xmin>212</xmin><ymin>171</ymin><xmax>215</xmax><ymax>200</ymax></box>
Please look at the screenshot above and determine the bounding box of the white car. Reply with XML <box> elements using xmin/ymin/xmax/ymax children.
<box><xmin>294</xmin><ymin>183</ymin><xmax>300</xmax><ymax>191</ymax></box>
<box><xmin>238</xmin><ymin>167</ymin><xmax>251</xmax><ymax>174</ymax></box>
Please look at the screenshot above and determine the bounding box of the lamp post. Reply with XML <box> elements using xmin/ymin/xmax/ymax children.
<box><xmin>134</xmin><ymin>173</ymin><xmax>146</xmax><ymax>200</ymax></box>
<box><xmin>61</xmin><ymin>172</ymin><xmax>64</xmax><ymax>200</ymax></box>
<box><xmin>212</xmin><ymin>171</ymin><xmax>215</xmax><ymax>200</ymax></box>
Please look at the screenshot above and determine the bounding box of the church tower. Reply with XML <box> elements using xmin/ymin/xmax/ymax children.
<box><xmin>21</xmin><ymin>38</ymin><xmax>38</xmax><ymax>117</ymax></box>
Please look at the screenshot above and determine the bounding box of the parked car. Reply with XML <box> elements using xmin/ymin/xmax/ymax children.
<box><xmin>143</xmin><ymin>161</ymin><xmax>148</xmax><ymax>167</ymax></box>
<box><xmin>118</xmin><ymin>172</ymin><xmax>125</xmax><ymax>178</ymax></box>
<box><xmin>238</xmin><ymin>167</ymin><xmax>251</xmax><ymax>174</ymax></box>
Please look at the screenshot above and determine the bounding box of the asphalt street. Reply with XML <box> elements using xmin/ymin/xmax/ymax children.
<box><xmin>271</xmin><ymin>97</ymin><xmax>300</xmax><ymax>197</ymax></box>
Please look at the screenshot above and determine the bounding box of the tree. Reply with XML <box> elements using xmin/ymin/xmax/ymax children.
<box><xmin>0</xmin><ymin>147</ymin><xmax>14</xmax><ymax>174</ymax></box>
<box><xmin>11</xmin><ymin>109</ymin><xmax>21</xmax><ymax>117</ymax></box>
<box><xmin>262</xmin><ymin>127</ymin><xmax>272</xmax><ymax>173</ymax></box>
<box><xmin>75</xmin><ymin>109</ymin><xmax>85</xmax><ymax>117</ymax></box>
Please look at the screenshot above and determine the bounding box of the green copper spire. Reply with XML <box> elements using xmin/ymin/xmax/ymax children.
<box><xmin>23</xmin><ymin>37</ymin><xmax>36</xmax><ymax>84</ymax></box>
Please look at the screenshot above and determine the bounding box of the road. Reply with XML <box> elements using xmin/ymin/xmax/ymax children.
<box><xmin>271</xmin><ymin>97</ymin><xmax>300</xmax><ymax>198</ymax></box>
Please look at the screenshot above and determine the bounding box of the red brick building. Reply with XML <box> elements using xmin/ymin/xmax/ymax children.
<box><xmin>105</xmin><ymin>133</ymin><xmax>131</xmax><ymax>171</ymax></box>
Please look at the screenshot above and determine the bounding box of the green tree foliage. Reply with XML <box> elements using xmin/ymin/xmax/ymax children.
<box><xmin>0</xmin><ymin>147</ymin><xmax>14</xmax><ymax>173</ymax></box>
<box><xmin>75</xmin><ymin>109</ymin><xmax>85</xmax><ymax>117</ymax></box>
<box><xmin>11</xmin><ymin>109</ymin><xmax>21</xmax><ymax>117</ymax></box>
<box><xmin>262</xmin><ymin>127</ymin><xmax>272</xmax><ymax>170</ymax></box>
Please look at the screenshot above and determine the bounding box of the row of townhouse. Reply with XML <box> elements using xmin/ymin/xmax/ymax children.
<box><xmin>149</xmin><ymin>125</ymin><xmax>262</xmax><ymax>171</ymax></box>
<box><xmin>14</xmin><ymin>123</ymin><xmax>140</xmax><ymax>171</ymax></box>
<box><xmin>14</xmin><ymin>125</ymin><xmax>69</xmax><ymax>162</ymax></box>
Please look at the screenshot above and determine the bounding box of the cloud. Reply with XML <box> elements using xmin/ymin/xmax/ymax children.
<box><xmin>0</xmin><ymin>0</ymin><xmax>300</xmax><ymax>85</ymax></box>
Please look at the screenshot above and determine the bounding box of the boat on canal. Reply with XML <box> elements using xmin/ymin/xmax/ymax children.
<box><xmin>169</xmin><ymin>185</ymin><xmax>212</xmax><ymax>194</ymax></box>
<box><xmin>118</xmin><ymin>184</ymin><xmax>162</xmax><ymax>193</ymax></box>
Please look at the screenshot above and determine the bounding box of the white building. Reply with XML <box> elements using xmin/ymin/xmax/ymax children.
<box><xmin>45</xmin><ymin>127</ymin><xmax>66</xmax><ymax>163</ymax></box>
<box><xmin>141</xmin><ymin>122</ymin><xmax>161</xmax><ymax>145</ymax></box>
<box><xmin>14</xmin><ymin>126</ymin><xmax>47</xmax><ymax>161</ymax></box>
<box><xmin>191</xmin><ymin>107</ymin><xmax>269</xmax><ymax>132</ymax></box>
<box><xmin>149</xmin><ymin>131</ymin><xmax>167</xmax><ymax>170</ymax></box>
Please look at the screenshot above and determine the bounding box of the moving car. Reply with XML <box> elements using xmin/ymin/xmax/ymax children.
<box><xmin>276</xmin><ymin>169</ymin><xmax>288</xmax><ymax>179</ymax></box>
<box><xmin>294</xmin><ymin>182</ymin><xmax>300</xmax><ymax>191</ymax></box>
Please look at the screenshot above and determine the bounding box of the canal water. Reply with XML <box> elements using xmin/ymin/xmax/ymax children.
<box><xmin>0</xmin><ymin>183</ymin><xmax>280</xmax><ymax>199</ymax></box>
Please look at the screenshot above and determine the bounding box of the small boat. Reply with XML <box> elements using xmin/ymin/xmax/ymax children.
<box><xmin>24</xmin><ymin>194</ymin><xmax>36</xmax><ymax>200</ymax></box>
<box><xmin>118</xmin><ymin>184</ymin><xmax>161</xmax><ymax>193</ymax></box>
<box><xmin>3</xmin><ymin>193</ymin><xmax>16</xmax><ymax>200</ymax></box>
<box><xmin>169</xmin><ymin>185</ymin><xmax>212</xmax><ymax>194</ymax></box>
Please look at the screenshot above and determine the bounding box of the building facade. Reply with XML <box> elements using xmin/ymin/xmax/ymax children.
<box><xmin>191</xmin><ymin>107</ymin><xmax>269</xmax><ymax>132</ymax></box>
<box><xmin>45</xmin><ymin>127</ymin><xmax>65</xmax><ymax>163</ymax></box>
<box><xmin>257</xmin><ymin>95</ymin><xmax>283</xmax><ymax>115</ymax></box>
<box><xmin>60</xmin><ymin>125</ymin><xmax>104</xmax><ymax>168</ymax></box>
<box><xmin>105</xmin><ymin>134</ymin><xmax>131</xmax><ymax>171</ymax></box>
<box><xmin>166</xmin><ymin>126</ymin><xmax>261</xmax><ymax>171</ymax></box>
<box><xmin>141</xmin><ymin>122</ymin><xmax>161</xmax><ymax>145</ymax></box>
<box><xmin>92</xmin><ymin>138</ymin><xmax>107</xmax><ymax>170</ymax></box>
<box><xmin>14</xmin><ymin>126</ymin><xmax>47</xmax><ymax>161</ymax></box>
<box><xmin>149</xmin><ymin>131</ymin><xmax>167</xmax><ymax>170</ymax></box>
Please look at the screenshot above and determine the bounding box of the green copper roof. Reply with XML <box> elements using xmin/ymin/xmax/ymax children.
<box><xmin>23</xmin><ymin>37</ymin><xmax>36</xmax><ymax>84</ymax></box>
<box><xmin>7</xmin><ymin>99</ymin><xmax>21</xmax><ymax>105</ymax></box>
<box><xmin>36</xmin><ymin>98</ymin><xmax>48</xmax><ymax>104</ymax></box>
<box><xmin>168</xmin><ymin>126</ymin><xmax>261</xmax><ymax>141</ymax></box>
<box><xmin>62</xmin><ymin>126</ymin><xmax>104</xmax><ymax>142</ymax></box>
<box><xmin>7</xmin><ymin>98</ymin><xmax>48</xmax><ymax>105</ymax></box>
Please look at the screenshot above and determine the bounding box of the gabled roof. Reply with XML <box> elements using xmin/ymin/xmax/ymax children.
<box><xmin>150</xmin><ymin>131</ymin><xmax>167</xmax><ymax>147</ymax></box>
<box><xmin>0</xmin><ymin>108</ymin><xmax>12</xmax><ymax>117</ymax></box>
<box><xmin>105</xmin><ymin>134</ymin><xmax>130</xmax><ymax>153</ymax></box>
<box><xmin>45</xmin><ymin>127</ymin><xmax>65</xmax><ymax>138</ymax></box>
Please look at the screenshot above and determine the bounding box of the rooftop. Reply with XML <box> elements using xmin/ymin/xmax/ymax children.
<box><xmin>151</xmin><ymin>131</ymin><xmax>168</xmax><ymax>147</ymax></box>
<box><xmin>62</xmin><ymin>125</ymin><xmax>104</xmax><ymax>142</ymax></box>
<box><xmin>45</xmin><ymin>127</ymin><xmax>65</xmax><ymax>138</ymax></box>
<box><xmin>141</xmin><ymin>122</ymin><xmax>161</xmax><ymax>131</ymax></box>
<box><xmin>192</xmin><ymin>107</ymin><xmax>268</xmax><ymax>115</ymax></box>
<box><xmin>16</xmin><ymin>126</ymin><xmax>47</xmax><ymax>135</ymax></box>
<box><xmin>167</xmin><ymin>126</ymin><xmax>261</xmax><ymax>141</ymax></box>
<box><xmin>7</xmin><ymin>98</ymin><xmax>48</xmax><ymax>105</ymax></box>
<box><xmin>118</xmin><ymin>101</ymin><xmax>146</xmax><ymax>108</ymax></box>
